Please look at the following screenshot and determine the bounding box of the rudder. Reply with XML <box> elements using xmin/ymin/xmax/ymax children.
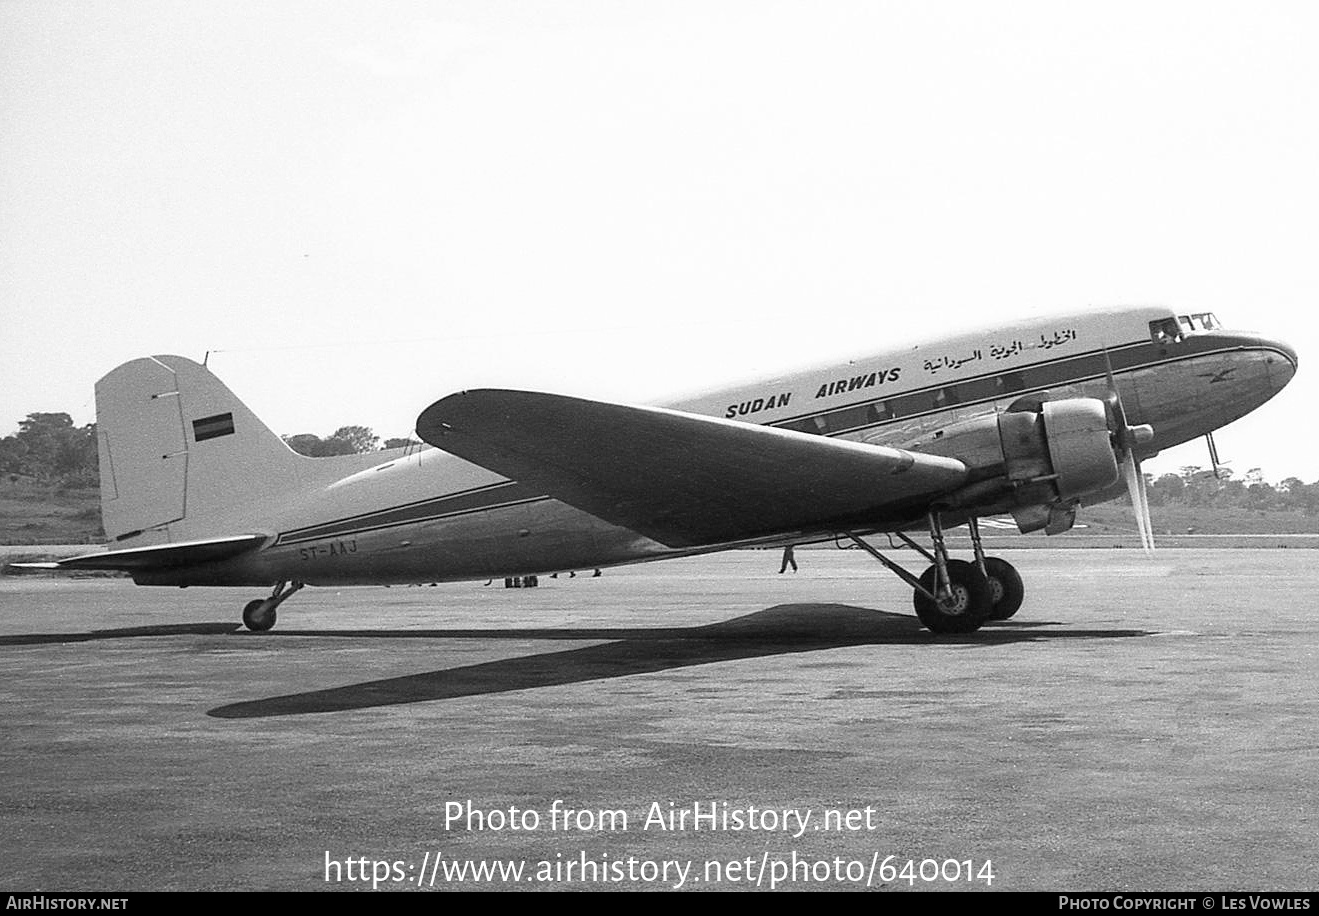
<box><xmin>96</xmin><ymin>355</ymin><xmax>335</xmax><ymax>545</ymax></box>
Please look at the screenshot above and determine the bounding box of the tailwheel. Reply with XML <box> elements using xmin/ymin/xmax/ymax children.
<box><xmin>983</xmin><ymin>556</ymin><xmax>1024</xmax><ymax>621</ymax></box>
<box><xmin>913</xmin><ymin>559</ymin><xmax>994</xmax><ymax>634</ymax></box>
<box><xmin>242</xmin><ymin>599</ymin><xmax>276</xmax><ymax>632</ymax></box>
<box><xmin>240</xmin><ymin>581</ymin><xmax>303</xmax><ymax>632</ymax></box>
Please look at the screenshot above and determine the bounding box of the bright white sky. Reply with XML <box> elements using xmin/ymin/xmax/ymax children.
<box><xmin>3</xmin><ymin>1</ymin><xmax>1316</xmax><ymax>481</ymax></box>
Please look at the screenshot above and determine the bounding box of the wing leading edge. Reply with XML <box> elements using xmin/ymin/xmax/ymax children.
<box><xmin>417</xmin><ymin>390</ymin><xmax>968</xmax><ymax>548</ymax></box>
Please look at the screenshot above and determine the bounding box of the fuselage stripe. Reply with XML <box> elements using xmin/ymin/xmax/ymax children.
<box><xmin>276</xmin><ymin>483</ymin><xmax>543</xmax><ymax>545</ymax></box>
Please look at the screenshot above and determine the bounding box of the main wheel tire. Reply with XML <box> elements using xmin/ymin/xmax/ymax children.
<box><xmin>913</xmin><ymin>559</ymin><xmax>993</xmax><ymax>634</ymax></box>
<box><xmin>242</xmin><ymin>599</ymin><xmax>276</xmax><ymax>632</ymax></box>
<box><xmin>983</xmin><ymin>556</ymin><xmax>1025</xmax><ymax>621</ymax></box>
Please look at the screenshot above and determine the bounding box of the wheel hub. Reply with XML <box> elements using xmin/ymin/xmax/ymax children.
<box><xmin>938</xmin><ymin>584</ymin><xmax>971</xmax><ymax>615</ymax></box>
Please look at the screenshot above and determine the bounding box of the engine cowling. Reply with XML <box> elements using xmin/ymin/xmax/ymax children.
<box><xmin>1009</xmin><ymin>399</ymin><xmax>1118</xmax><ymax>499</ymax></box>
<box><xmin>901</xmin><ymin>397</ymin><xmax>1120</xmax><ymax>533</ymax></box>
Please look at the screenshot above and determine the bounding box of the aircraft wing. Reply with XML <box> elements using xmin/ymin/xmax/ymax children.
<box><xmin>417</xmin><ymin>390</ymin><xmax>968</xmax><ymax>548</ymax></box>
<box><xmin>13</xmin><ymin>534</ymin><xmax>268</xmax><ymax>572</ymax></box>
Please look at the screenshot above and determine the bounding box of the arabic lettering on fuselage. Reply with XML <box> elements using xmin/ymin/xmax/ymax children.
<box><xmin>921</xmin><ymin>349</ymin><xmax>983</xmax><ymax>374</ymax></box>
<box><xmin>923</xmin><ymin>328</ymin><xmax>1078</xmax><ymax>374</ymax></box>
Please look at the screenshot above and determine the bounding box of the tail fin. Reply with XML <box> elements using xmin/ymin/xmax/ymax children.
<box><xmin>95</xmin><ymin>355</ymin><xmax>377</xmax><ymax>545</ymax></box>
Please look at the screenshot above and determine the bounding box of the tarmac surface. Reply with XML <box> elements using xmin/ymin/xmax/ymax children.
<box><xmin>2</xmin><ymin>548</ymin><xmax>1316</xmax><ymax>892</ymax></box>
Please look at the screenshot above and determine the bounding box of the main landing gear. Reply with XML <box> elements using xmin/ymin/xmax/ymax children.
<box><xmin>847</xmin><ymin>515</ymin><xmax>1024</xmax><ymax>634</ymax></box>
<box><xmin>241</xmin><ymin>581</ymin><xmax>304</xmax><ymax>632</ymax></box>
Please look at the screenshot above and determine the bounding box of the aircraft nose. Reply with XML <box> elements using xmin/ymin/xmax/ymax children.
<box><xmin>1256</xmin><ymin>334</ymin><xmax>1298</xmax><ymax>391</ymax></box>
<box><xmin>1273</xmin><ymin>338</ymin><xmax>1299</xmax><ymax>372</ymax></box>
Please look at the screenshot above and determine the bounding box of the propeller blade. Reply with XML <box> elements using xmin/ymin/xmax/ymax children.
<box><xmin>1106</xmin><ymin>348</ymin><xmax>1156</xmax><ymax>553</ymax></box>
<box><xmin>1103</xmin><ymin>349</ymin><xmax>1142</xmax><ymax>453</ymax></box>
<box><xmin>1135</xmin><ymin>456</ymin><xmax>1155</xmax><ymax>552</ymax></box>
<box><xmin>1121</xmin><ymin>452</ymin><xmax>1155</xmax><ymax>554</ymax></box>
<box><xmin>1119</xmin><ymin>453</ymin><xmax>1141</xmax><ymax>549</ymax></box>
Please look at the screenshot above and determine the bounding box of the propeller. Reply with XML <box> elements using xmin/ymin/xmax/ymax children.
<box><xmin>1103</xmin><ymin>351</ymin><xmax>1156</xmax><ymax>553</ymax></box>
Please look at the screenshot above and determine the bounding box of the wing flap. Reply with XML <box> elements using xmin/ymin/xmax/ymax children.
<box><xmin>417</xmin><ymin>390</ymin><xmax>967</xmax><ymax>548</ymax></box>
<box><xmin>15</xmin><ymin>534</ymin><xmax>268</xmax><ymax>572</ymax></box>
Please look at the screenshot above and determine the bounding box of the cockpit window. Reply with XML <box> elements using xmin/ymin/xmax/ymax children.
<box><xmin>1151</xmin><ymin>312</ymin><xmax>1222</xmax><ymax>344</ymax></box>
<box><xmin>1149</xmin><ymin>318</ymin><xmax>1182</xmax><ymax>344</ymax></box>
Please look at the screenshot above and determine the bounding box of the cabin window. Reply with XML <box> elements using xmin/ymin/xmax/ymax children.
<box><xmin>995</xmin><ymin>372</ymin><xmax>1025</xmax><ymax>393</ymax></box>
<box><xmin>868</xmin><ymin>401</ymin><xmax>893</xmax><ymax>422</ymax></box>
<box><xmin>778</xmin><ymin>417</ymin><xmax>817</xmax><ymax>435</ymax></box>
<box><xmin>826</xmin><ymin>404</ymin><xmax>872</xmax><ymax>432</ymax></box>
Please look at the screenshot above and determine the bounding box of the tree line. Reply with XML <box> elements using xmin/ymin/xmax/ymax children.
<box><xmin>0</xmin><ymin>413</ymin><xmax>99</xmax><ymax>487</ymax></box>
<box><xmin>281</xmin><ymin>425</ymin><xmax>417</xmax><ymax>457</ymax></box>
<box><xmin>4</xmin><ymin>412</ymin><xmax>1318</xmax><ymax>515</ymax></box>
<box><xmin>1142</xmin><ymin>467</ymin><xmax>1319</xmax><ymax>515</ymax></box>
<box><xmin>0</xmin><ymin>413</ymin><xmax>412</xmax><ymax>488</ymax></box>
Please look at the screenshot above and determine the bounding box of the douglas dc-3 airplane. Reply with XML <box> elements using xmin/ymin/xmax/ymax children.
<box><xmin>31</xmin><ymin>306</ymin><xmax>1297</xmax><ymax>634</ymax></box>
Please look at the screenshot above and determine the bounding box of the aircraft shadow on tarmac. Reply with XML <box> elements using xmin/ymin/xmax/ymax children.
<box><xmin>203</xmin><ymin>604</ymin><xmax>1152</xmax><ymax>719</ymax></box>
<box><xmin>0</xmin><ymin>621</ymin><xmax>241</xmax><ymax>646</ymax></box>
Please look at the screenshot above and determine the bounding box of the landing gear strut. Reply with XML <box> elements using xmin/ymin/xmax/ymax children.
<box><xmin>966</xmin><ymin>517</ymin><xmax>1025</xmax><ymax>621</ymax></box>
<box><xmin>241</xmin><ymin>581</ymin><xmax>304</xmax><ymax>632</ymax></box>
<box><xmin>847</xmin><ymin>513</ymin><xmax>1025</xmax><ymax>633</ymax></box>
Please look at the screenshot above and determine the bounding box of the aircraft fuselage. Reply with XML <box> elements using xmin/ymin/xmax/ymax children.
<box><xmin>133</xmin><ymin>306</ymin><xmax>1297</xmax><ymax>587</ymax></box>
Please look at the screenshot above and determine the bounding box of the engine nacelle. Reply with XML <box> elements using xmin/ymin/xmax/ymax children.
<box><xmin>903</xmin><ymin>397</ymin><xmax>1120</xmax><ymax>531</ymax></box>
<box><xmin>1011</xmin><ymin>399</ymin><xmax>1119</xmax><ymax>500</ymax></box>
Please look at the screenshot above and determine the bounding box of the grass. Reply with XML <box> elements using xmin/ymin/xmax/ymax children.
<box><xmin>0</xmin><ymin>478</ymin><xmax>104</xmax><ymax>545</ymax></box>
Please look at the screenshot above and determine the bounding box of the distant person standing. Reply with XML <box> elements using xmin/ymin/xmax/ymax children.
<box><xmin>778</xmin><ymin>545</ymin><xmax>798</xmax><ymax>574</ymax></box>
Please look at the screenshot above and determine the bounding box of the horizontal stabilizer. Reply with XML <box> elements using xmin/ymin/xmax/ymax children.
<box><xmin>15</xmin><ymin>534</ymin><xmax>268</xmax><ymax>572</ymax></box>
<box><xmin>417</xmin><ymin>390</ymin><xmax>968</xmax><ymax>548</ymax></box>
